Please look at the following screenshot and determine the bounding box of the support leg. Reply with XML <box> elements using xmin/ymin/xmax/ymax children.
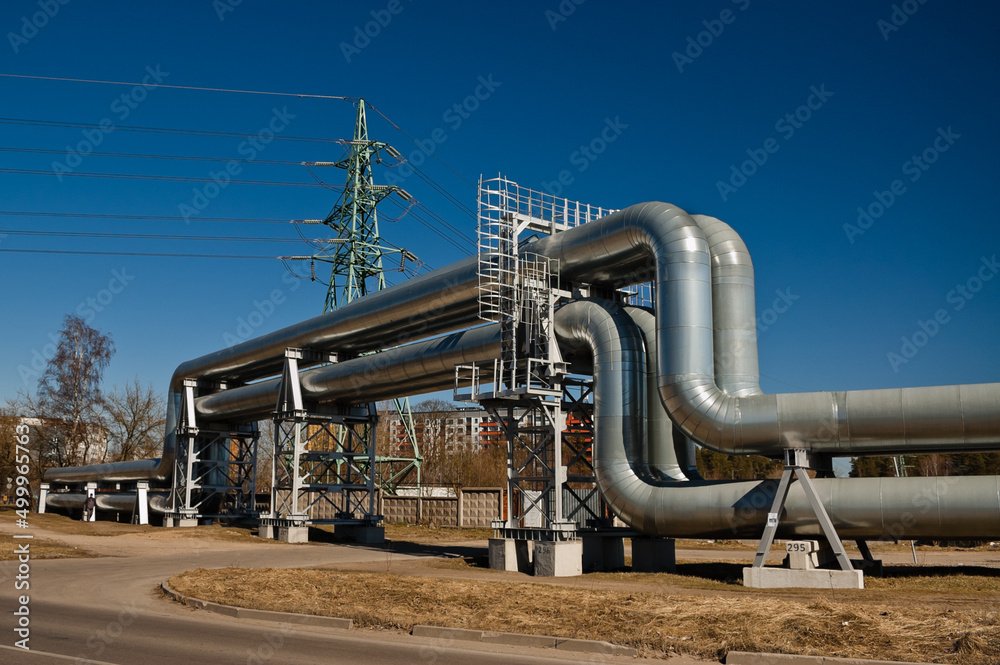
<box><xmin>752</xmin><ymin>468</ymin><xmax>793</xmax><ymax>567</ymax></box>
<box><xmin>794</xmin><ymin>468</ymin><xmax>853</xmax><ymax>571</ymax></box>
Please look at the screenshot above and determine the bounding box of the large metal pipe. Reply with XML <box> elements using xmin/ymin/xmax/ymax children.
<box><xmin>44</xmin><ymin>259</ymin><xmax>485</xmax><ymax>483</ymax></box>
<box><xmin>625</xmin><ymin>307</ymin><xmax>687</xmax><ymax>481</ymax></box>
<box><xmin>195</xmin><ymin>325</ymin><xmax>501</xmax><ymax>422</ymax></box>
<box><xmin>46</xmin><ymin>201</ymin><xmax>1000</xmax><ymax>490</ymax></box>
<box><xmin>526</xmin><ymin>203</ymin><xmax>1000</xmax><ymax>456</ymax></box>
<box><xmin>45</xmin><ymin>491</ymin><xmax>171</xmax><ymax>515</ymax></box>
<box><xmin>556</xmin><ymin>298</ymin><xmax>1000</xmax><ymax>539</ymax></box>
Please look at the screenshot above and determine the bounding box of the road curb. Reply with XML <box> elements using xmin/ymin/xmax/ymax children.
<box><xmin>726</xmin><ymin>651</ymin><xmax>934</xmax><ymax>665</ymax></box>
<box><xmin>161</xmin><ymin>581</ymin><xmax>637</xmax><ymax>657</ymax></box>
<box><xmin>410</xmin><ymin>624</ymin><xmax>637</xmax><ymax>656</ymax></box>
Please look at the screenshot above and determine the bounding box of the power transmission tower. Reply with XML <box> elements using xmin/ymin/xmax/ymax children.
<box><xmin>308</xmin><ymin>99</ymin><xmax>422</xmax><ymax>493</ymax></box>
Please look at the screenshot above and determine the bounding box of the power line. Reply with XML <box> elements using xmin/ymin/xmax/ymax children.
<box><xmin>0</xmin><ymin>210</ymin><xmax>298</xmax><ymax>224</ymax></box>
<box><xmin>364</xmin><ymin>102</ymin><xmax>477</xmax><ymax>188</ymax></box>
<box><xmin>0</xmin><ymin>146</ymin><xmax>310</xmax><ymax>166</ymax></box>
<box><xmin>0</xmin><ymin>167</ymin><xmax>333</xmax><ymax>187</ymax></box>
<box><xmin>0</xmin><ymin>116</ymin><xmax>339</xmax><ymax>143</ymax></box>
<box><xmin>0</xmin><ymin>229</ymin><xmax>309</xmax><ymax>243</ymax></box>
<box><xmin>0</xmin><ymin>248</ymin><xmax>278</xmax><ymax>259</ymax></box>
<box><xmin>0</xmin><ymin>73</ymin><xmax>359</xmax><ymax>101</ymax></box>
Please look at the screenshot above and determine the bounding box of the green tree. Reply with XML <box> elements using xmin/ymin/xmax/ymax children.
<box><xmin>696</xmin><ymin>447</ymin><xmax>782</xmax><ymax>480</ymax></box>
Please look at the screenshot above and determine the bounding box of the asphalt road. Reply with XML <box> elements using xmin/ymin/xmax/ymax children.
<box><xmin>0</xmin><ymin>538</ymin><xmax>662</xmax><ymax>665</ymax></box>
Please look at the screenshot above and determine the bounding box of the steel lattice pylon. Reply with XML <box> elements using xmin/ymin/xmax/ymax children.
<box><xmin>310</xmin><ymin>99</ymin><xmax>421</xmax><ymax>494</ymax></box>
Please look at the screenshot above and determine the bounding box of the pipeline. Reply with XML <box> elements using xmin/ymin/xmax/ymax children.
<box><xmin>42</xmin><ymin>202</ymin><xmax>1000</xmax><ymax>540</ymax></box>
<box><xmin>556</xmin><ymin>298</ymin><xmax>1000</xmax><ymax>539</ymax></box>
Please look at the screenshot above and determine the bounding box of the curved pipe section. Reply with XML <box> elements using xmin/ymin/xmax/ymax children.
<box><xmin>557</xmin><ymin>298</ymin><xmax>1000</xmax><ymax>539</ymax></box>
<box><xmin>625</xmin><ymin>307</ymin><xmax>686</xmax><ymax>481</ymax></box>
<box><xmin>527</xmin><ymin>203</ymin><xmax>1000</xmax><ymax>456</ymax></box>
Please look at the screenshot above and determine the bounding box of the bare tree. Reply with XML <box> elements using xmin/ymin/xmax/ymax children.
<box><xmin>103</xmin><ymin>377</ymin><xmax>165</xmax><ymax>462</ymax></box>
<box><xmin>33</xmin><ymin>315</ymin><xmax>114</xmax><ymax>469</ymax></box>
<box><xmin>255</xmin><ymin>419</ymin><xmax>276</xmax><ymax>492</ymax></box>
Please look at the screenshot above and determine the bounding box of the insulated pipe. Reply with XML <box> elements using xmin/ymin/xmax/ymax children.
<box><xmin>692</xmin><ymin>214</ymin><xmax>762</xmax><ymax>398</ymax></box>
<box><xmin>526</xmin><ymin>203</ymin><xmax>1000</xmax><ymax>456</ymax></box>
<box><xmin>45</xmin><ymin>258</ymin><xmax>484</xmax><ymax>483</ymax></box>
<box><xmin>45</xmin><ymin>491</ymin><xmax>171</xmax><ymax>515</ymax></box>
<box><xmin>625</xmin><ymin>307</ymin><xmax>687</xmax><ymax>481</ymax></box>
<box><xmin>195</xmin><ymin>325</ymin><xmax>501</xmax><ymax>422</ymax></box>
<box><xmin>556</xmin><ymin>298</ymin><xmax>1000</xmax><ymax>539</ymax></box>
<box><xmin>46</xmin><ymin>201</ymin><xmax>1000</xmax><ymax>485</ymax></box>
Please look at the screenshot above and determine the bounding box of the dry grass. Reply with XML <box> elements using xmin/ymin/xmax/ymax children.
<box><xmin>0</xmin><ymin>508</ymin><xmax>267</xmax><ymax>543</ymax></box>
<box><xmin>0</xmin><ymin>534</ymin><xmax>96</xmax><ymax>560</ymax></box>
<box><xmin>169</xmin><ymin>567</ymin><xmax>1000</xmax><ymax>663</ymax></box>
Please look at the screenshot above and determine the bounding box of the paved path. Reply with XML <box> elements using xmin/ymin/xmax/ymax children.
<box><xmin>0</xmin><ymin>529</ymin><xmax>691</xmax><ymax>665</ymax></box>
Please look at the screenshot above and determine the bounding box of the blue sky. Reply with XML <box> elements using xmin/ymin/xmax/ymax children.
<box><xmin>1</xmin><ymin>0</ymin><xmax>998</xmax><ymax>409</ymax></box>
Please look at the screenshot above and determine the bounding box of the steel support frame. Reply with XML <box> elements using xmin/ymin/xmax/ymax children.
<box><xmin>751</xmin><ymin>449</ymin><xmax>854</xmax><ymax>571</ymax></box>
<box><xmin>561</xmin><ymin>376</ymin><xmax>604</xmax><ymax>526</ymax></box>
<box><xmin>487</xmin><ymin>396</ymin><xmax>576</xmax><ymax>541</ymax></box>
<box><xmin>170</xmin><ymin>379</ymin><xmax>259</xmax><ymax>521</ymax></box>
<box><xmin>270</xmin><ymin>350</ymin><xmax>380</xmax><ymax>526</ymax></box>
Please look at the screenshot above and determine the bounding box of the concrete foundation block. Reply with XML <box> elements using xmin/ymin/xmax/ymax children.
<box><xmin>581</xmin><ymin>533</ymin><xmax>625</xmax><ymax>572</ymax></box>
<box><xmin>784</xmin><ymin>540</ymin><xmax>823</xmax><ymax>570</ymax></box>
<box><xmin>631</xmin><ymin>537</ymin><xmax>676</xmax><ymax>573</ymax></box>
<box><xmin>258</xmin><ymin>524</ymin><xmax>275</xmax><ymax>539</ymax></box>
<box><xmin>277</xmin><ymin>525</ymin><xmax>309</xmax><ymax>543</ymax></box>
<box><xmin>533</xmin><ymin>540</ymin><xmax>583</xmax><ymax>577</ymax></box>
<box><xmin>743</xmin><ymin>566</ymin><xmax>864</xmax><ymax>589</ymax></box>
<box><xmin>176</xmin><ymin>518</ymin><xmax>199</xmax><ymax>528</ymax></box>
<box><xmin>489</xmin><ymin>538</ymin><xmax>532</xmax><ymax>573</ymax></box>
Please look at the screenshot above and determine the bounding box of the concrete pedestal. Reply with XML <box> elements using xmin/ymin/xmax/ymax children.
<box><xmin>581</xmin><ymin>533</ymin><xmax>625</xmax><ymax>572</ymax></box>
<box><xmin>534</xmin><ymin>540</ymin><xmax>583</xmax><ymax>577</ymax></box>
<box><xmin>277</xmin><ymin>525</ymin><xmax>309</xmax><ymax>543</ymax></box>
<box><xmin>489</xmin><ymin>538</ymin><xmax>532</xmax><ymax>573</ymax></box>
<box><xmin>743</xmin><ymin>566</ymin><xmax>864</xmax><ymax>589</ymax></box>
<box><xmin>258</xmin><ymin>524</ymin><xmax>276</xmax><ymax>539</ymax></box>
<box><xmin>631</xmin><ymin>537</ymin><xmax>676</xmax><ymax>573</ymax></box>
